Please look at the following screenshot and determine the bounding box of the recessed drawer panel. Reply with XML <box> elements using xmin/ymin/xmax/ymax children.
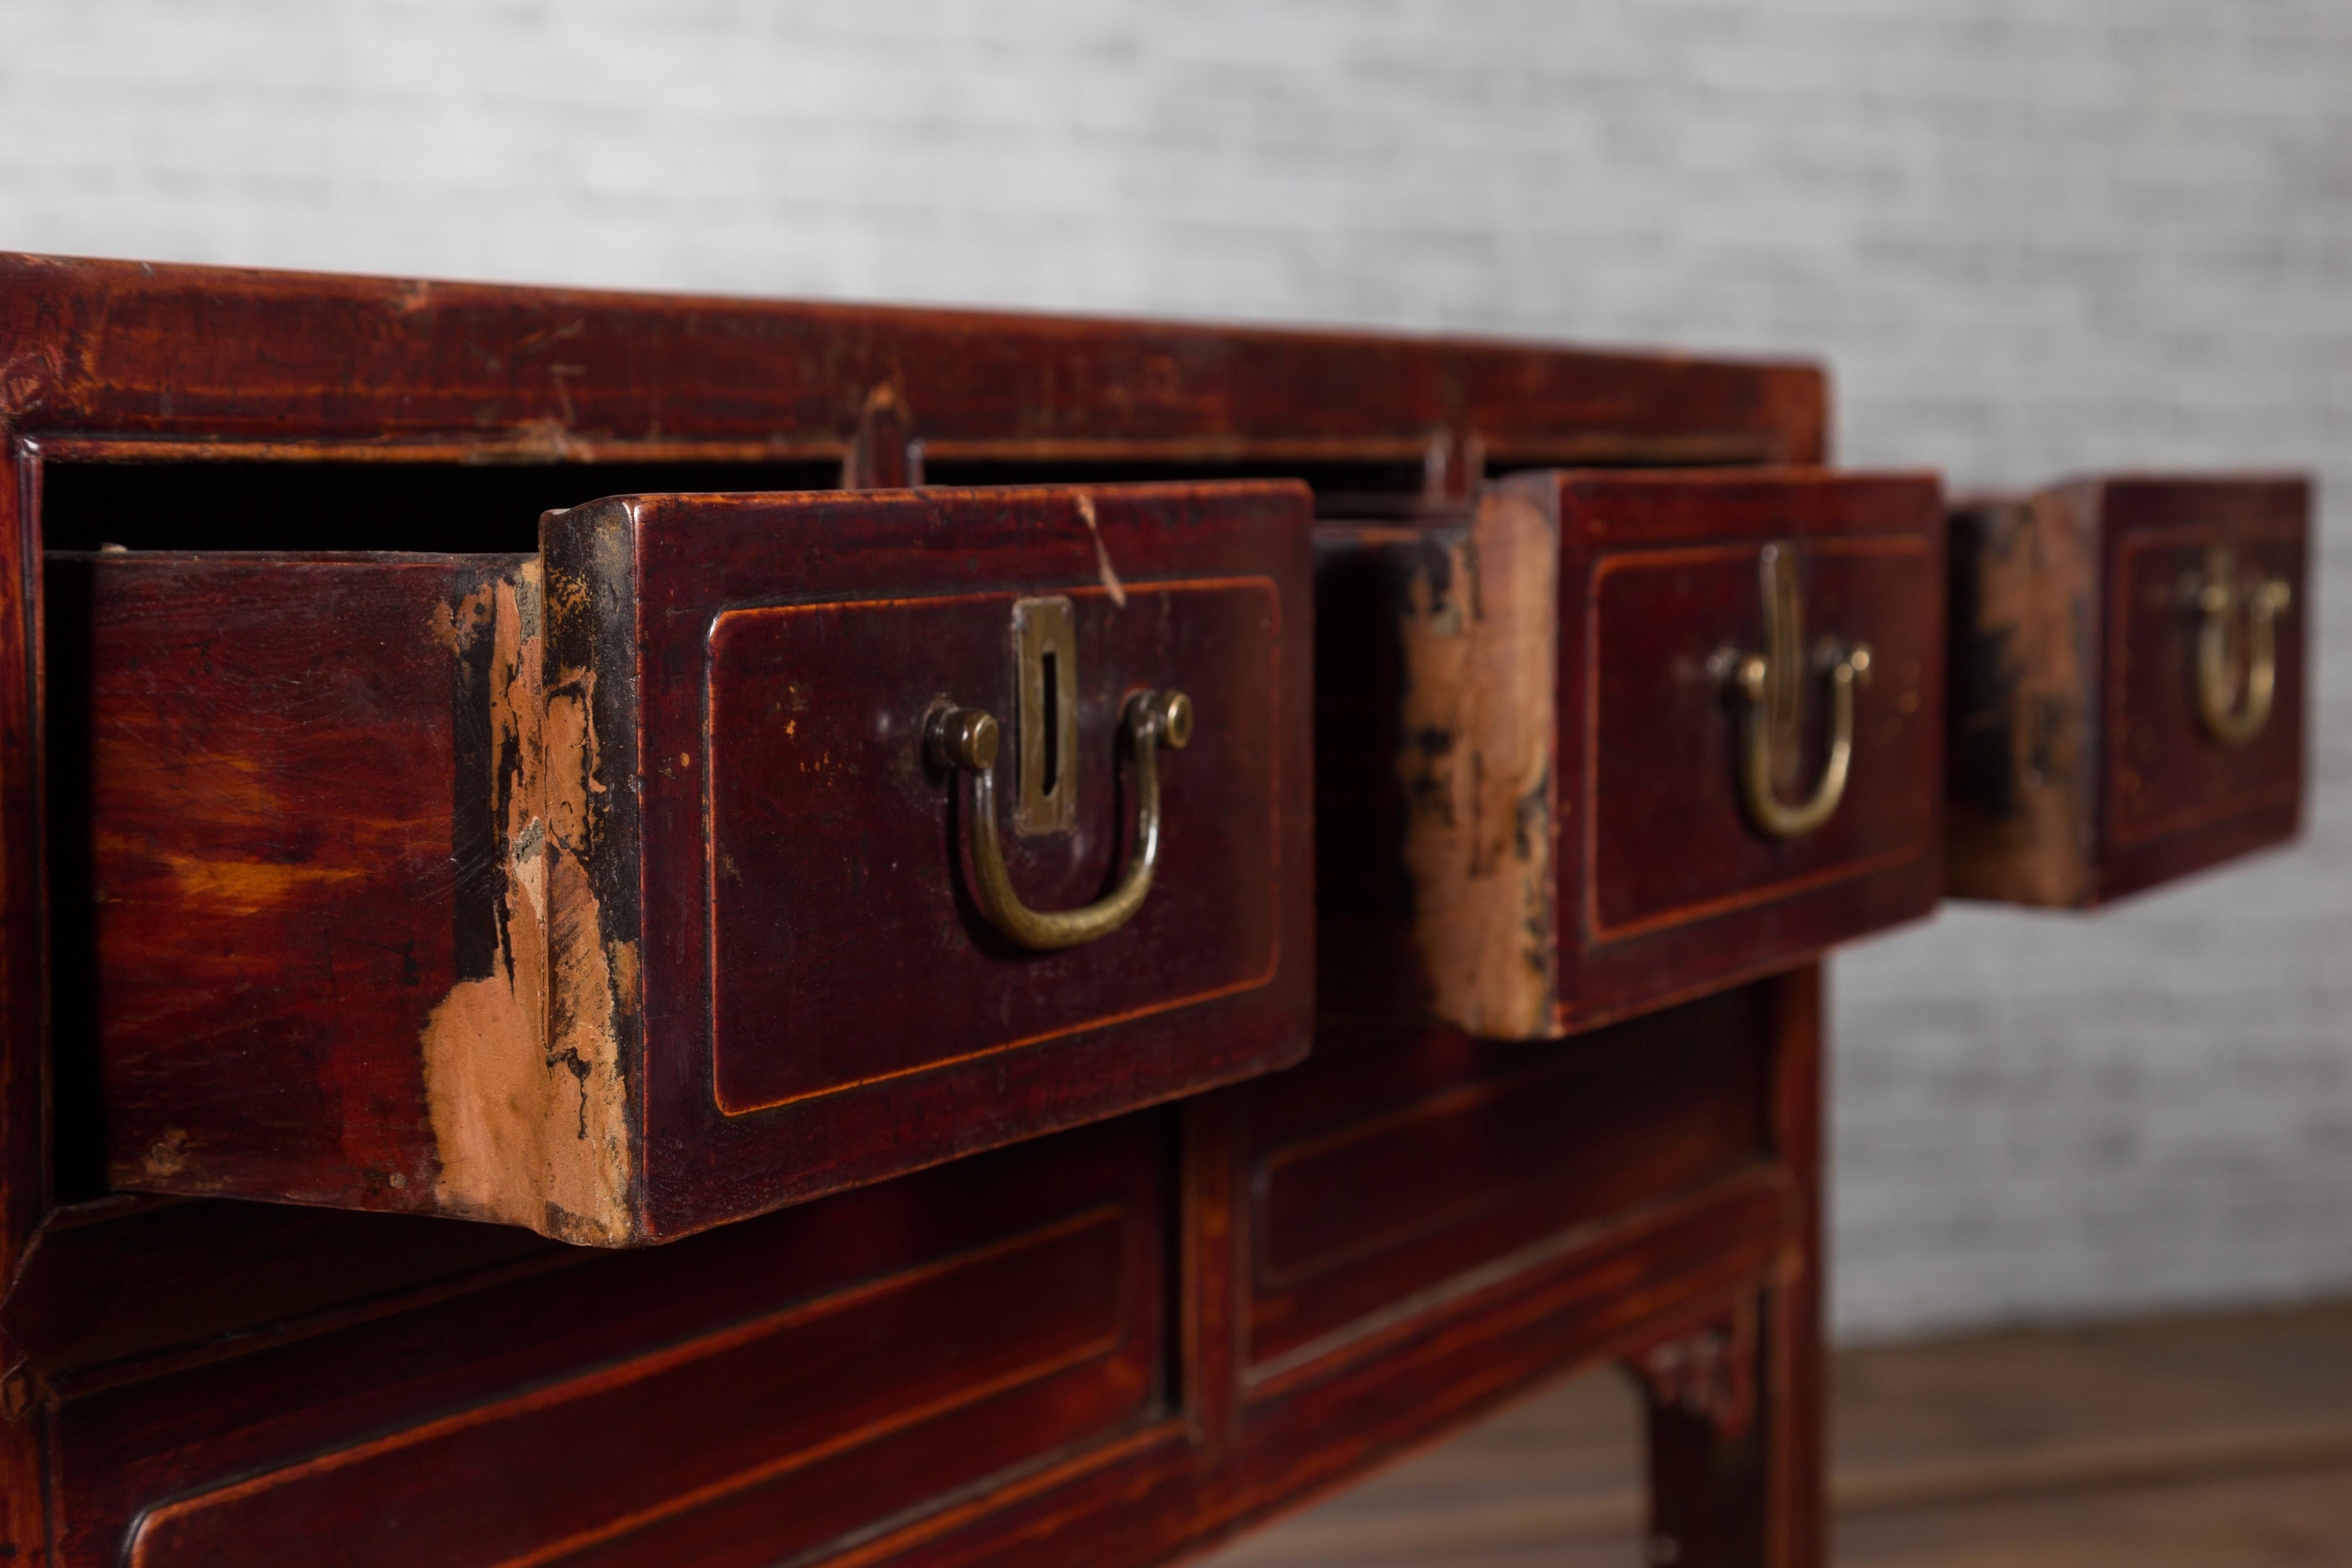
<box><xmin>54</xmin><ymin>1120</ymin><xmax>1166</xmax><ymax>1568</ymax></box>
<box><xmin>59</xmin><ymin>482</ymin><xmax>1314</xmax><ymax>1242</ymax></box>
<box><xmin>1948</xmin><ymin>475</ymin><xmax>2308</xmax><ymax>906</ymax></box>
<box><xmin>1243</xmin><ymin>989</ymin><xmax>1770</xmax><ymax>1383</ymax></box>
<box><xmin>705</xmin><ymin>579</ymin><xmax>1282</xmax><ymax>1115</ymax></box>
<box><xmin>1317</xmin><ymin>468</ymin><xmax>1943</xmax><ymax>1039</ymax></box>
<box><xmin>1588</xmin><ymin>530</ymin><xmax>1939</xmax><ymax>941</ymax></box>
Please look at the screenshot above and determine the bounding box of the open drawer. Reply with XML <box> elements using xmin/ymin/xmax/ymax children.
<box><xmin>1317</xmin><ymin>468</ymin><xmax>1944</xmax><ymax>1038</ymax></box>
<box><xmin>1946</xmin><ymin>475</ymin><xmax>2309</xmax><ymax>906</ymax></box>
<box><xmin>53</xmin><ymin>482</ymin><xmax>1315</xmax><ymax>1243</ymax></box>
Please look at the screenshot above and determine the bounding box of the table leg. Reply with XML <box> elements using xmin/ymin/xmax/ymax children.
<box><xmin>1633</xmin><ymin>964</ymin><xmax>1827</xmax><ymax>1568</ymax></box>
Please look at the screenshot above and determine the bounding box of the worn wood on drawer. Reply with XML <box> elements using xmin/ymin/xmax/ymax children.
<box><xmin>1947</xmin><ymin>475</ymin><xmax>2308</xmax><ymax>907</ymax></box>
<box><xmin>1319</xmin><ymin>469</ymin><xmax>1944</xmax><ymax>1039</ymax></box>
<box><xmin>58</xmin><ymin>482</ymin><xmax>1314</xmax><ymax>1245</ymax></box>
<box><xmin>47</xmin><ymin>553</ymin><xmax>567</xmax><ymax>1225</ymax></box>
<box><xmin>556</xmin><ymin>481</ymin><xmax>1315</xmax><ymax>1241</ymax></box>
<box><xmin>0</xmin><ymin>254</ymin><xmax>1846</xmax><ymax>1568</ymax></box>
<box><xmin>32</xmin><ymin>1119</ymin><xmax>1166</xmax><ymax>1568</ymax></box>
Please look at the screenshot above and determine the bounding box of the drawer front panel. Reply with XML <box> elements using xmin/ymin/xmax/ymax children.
<box><xmin>2107</xmin><ymin>494</ymin><xmax>2306</xmax><ymax>851</ymax></box>
<box><xmin>66</xmin><ymin>1122</ymin><xmax>1166</xmax><ymax>1568</ymax></box>
<box><xmin>1590</xmin><ymin>537</ymin><xmax>1939</xmax><ymax>938</ymax></box>
<box><xmin>63</xmin><ymin>482</ymin><xmax>1311</xmax><ymax>1243</ymax></box>
<box><xmin>706</xmin><ymin>579</ymin><xmax>1281</xmax><ymax>1114</ymax></box>
<box><xmin>588</xmin><ymin>482</ymin><xmax>1316</xmax><ymax>1237</ymax></box>
<box><xmin>1548</xmin><ymin>470</ymin><xmax>1946</xmax><ymax>1028</ymax></box>
<box><xmin>1945</xmin><ymin>476</ymin><xmax>2309</xmax><ymax>907</ymax></box>
<box><xmin>1244</xmin><ymin>987</ymin><xmax>1768</xmax><ymax>1381</ymax></box>
<box><xmin>1311</xmin><ymin>473</ymin><xmax>1942</xmax><ymax>1042</ymax></box>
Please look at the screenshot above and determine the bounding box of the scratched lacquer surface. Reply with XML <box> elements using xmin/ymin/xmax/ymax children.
<box><xmin>578</xmin><ymin>482</ymin><xmax>1315</xmax><ymax>1238</ymax></box>
<box><xmin>1315</xmin><ymin>470</ymin><xmax>1945</xmax><ymax>1040</ymax></box>
<box><xmin>1946</xmin><ymin>475</ymin><xmax>2308</xmax><ymax>907</ymax></box>
<box><xmin>60</xmin><ymin>482</ymin><xmax>1314</xmax><ymax>1243</ymax></box>
<box><xmin>52</xmin><ymin>553</ymin><xmax>633</xmax><ymax>1234</ymax></box>
<box><xmin>4</xmin><ymin>254</ymin><xmax>1846</xmax><ymax>1568</ymax></box>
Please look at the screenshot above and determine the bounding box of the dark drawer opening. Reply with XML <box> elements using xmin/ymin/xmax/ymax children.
<box><xmin>40</xmin><ymin>452</ymin><xmax>1447</xmax><ymax>555</ymax></box>
<box><xmin>39</xmin><ymin>457</ymin><xmax>844</xmax><ymax>554</ymax></box>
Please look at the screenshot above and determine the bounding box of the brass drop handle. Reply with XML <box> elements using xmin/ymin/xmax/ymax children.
<box><xmin>2192</xmin><ymin>547</ymin><xmax>2290</xmax><ymax>747</ymax></box>
<box><xmin>927</xmin><ymin>689</ymin><xmax>1193</xmax><ymax>951</ymax></box>
<box><xmin>1732</xmin><ymin>642</ymin><xmax>1870</xmax><ymax>841</ymax></box>
<box><xmin>1725</xmin><ymin>541</ymin><xmax>1870</xmax><ymax>842</ymax></box>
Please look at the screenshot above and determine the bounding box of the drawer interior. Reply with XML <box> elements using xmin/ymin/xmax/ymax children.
<box><xmin>41</xmin><ymin>452</ymin><xmax>1441</xmax><ymax>557</ymax></box>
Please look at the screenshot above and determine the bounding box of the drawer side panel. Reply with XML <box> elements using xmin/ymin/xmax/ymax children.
<box><xmin>55</xmin><ymin>552</ymin><xmax>622</xmax><ymax>1232</ymax></box>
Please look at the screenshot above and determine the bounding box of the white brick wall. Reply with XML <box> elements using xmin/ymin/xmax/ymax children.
<box><xmin>4</xmin><ymin>0</ymin><xmax>2348</xmax><ymax>1340</ymax></box>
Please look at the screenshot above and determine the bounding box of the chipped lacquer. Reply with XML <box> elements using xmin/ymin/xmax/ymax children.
<box><xmin>6</xmin><ymin>253</ymin><xmax>1842</xmax><ymax>1568</ymax></box>
<box><xmin>1317</xmin><ymin>468</ymin><xmax>1946</xmax><ymax>1040</ymax></box>
<box><xmin>1946</xmin><ymin>475</ymin><xmax>2308</xmax><ymax>907</ymax></box>
<box><xmin>61</xmin><ymin>482</ymin><xmax>1316</xmax><ymax>1243</ymax></box>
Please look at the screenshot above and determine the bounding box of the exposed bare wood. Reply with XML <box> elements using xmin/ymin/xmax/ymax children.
<box><xmin>1396</xmin><ymin>493</ymin><xmax>1560</xmax><ymax>1040</ymax></box>
<box><xmin>1943</xmin><ymin>492</ymin><xmax>2099</xmax><ymax>906</ymax></box>
<box><xmin>419</xmin><ymin>563</ymin><xmax>635</xmax><ymax>1244</ymax></box>
<box><xmin>0</xmin><ymin>252</ymin><xmax>1872</xmax><ymax>1568</ymax></box>
<box><xmin>1944</xmin><ymin>476</ymin><xmax>2307</xmax><ymax>908</ymax></box>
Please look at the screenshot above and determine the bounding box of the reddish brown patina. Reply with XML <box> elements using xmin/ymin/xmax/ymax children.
<box><xmin>1946</xmin><ymin>475</ymin><xmax>2308</xmax><ymax>906</ymax></box>
<box><xmin>0</xmin><ymin>253</ymin><xmax>2282</xmax><ymax>1568</ymax></box>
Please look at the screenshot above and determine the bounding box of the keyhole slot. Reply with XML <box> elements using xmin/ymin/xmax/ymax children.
<box><xmin>1011</xmin><ymin>596</ymin><xmax>1079</xmax><ymax>834</ymax></box>
<box><xmin>1040</xmin><ymin>649</ymin><xmax>1062</xmax><ymax>799</ymax></box>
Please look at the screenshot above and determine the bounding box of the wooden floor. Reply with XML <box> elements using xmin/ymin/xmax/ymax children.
<box><xmin>1207</xmin><ymin>1299</ymin><xmax>2352</xmax><ymax>1566</ymax></box>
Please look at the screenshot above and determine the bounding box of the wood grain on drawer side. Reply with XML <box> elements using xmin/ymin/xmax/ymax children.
<box><xmin>55</xmin><ymin>552</ymin><xmax>637</xmax><ymax>1243</ymax></box>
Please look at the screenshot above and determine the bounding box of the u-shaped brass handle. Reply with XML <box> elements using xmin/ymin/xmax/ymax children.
<box><xmin>1725</xmin><ymin>541</ymin><xmax>1871</xmax><ymax>842</ymax></box>
<box><xmin>1733</xmin><ymin>643</ymin><xmax>1870</xmax><ymax>840</ymax></box>
<box><xmin>927</xmin><ymin>689</ymin><xmax>1193</xmax><ymax>950</ymax></box>
<box><xmin>2193</xmin><ymin>547</ymin><xmax>2290</xmax><ymax>746</ymax></box>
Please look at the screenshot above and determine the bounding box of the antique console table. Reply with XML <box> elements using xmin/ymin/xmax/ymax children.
<box><xmin>0</xmin><ymin>257</ymin><xmax>2306</xmax><ymax>1566</ymax></box>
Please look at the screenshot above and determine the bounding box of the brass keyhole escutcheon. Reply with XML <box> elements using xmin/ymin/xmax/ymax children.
<box><xmin>1011</xmin><ymin>596</ymin><xmax>1079</xmax><ymax>834</ymax></box>
<box><xmin>928</xmin><ymin>596</ymin><xmax>1196</xmax><ymax>951</ymax></box>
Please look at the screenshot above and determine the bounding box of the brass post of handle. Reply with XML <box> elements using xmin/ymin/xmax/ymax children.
<box><xmin>1726</xmin><ymin>541</ymin><xmax>1871</xmax><ymax>842</ymax></box>
<box><xmin>928</xmin><ymin>689</ymin><xmax>1193</xmax><ymax>951</ymax></box>
<box><xmin>2192</xmin><ymin>546</ymin><xmax>2290</xmax><ymax>747</ymax></box>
